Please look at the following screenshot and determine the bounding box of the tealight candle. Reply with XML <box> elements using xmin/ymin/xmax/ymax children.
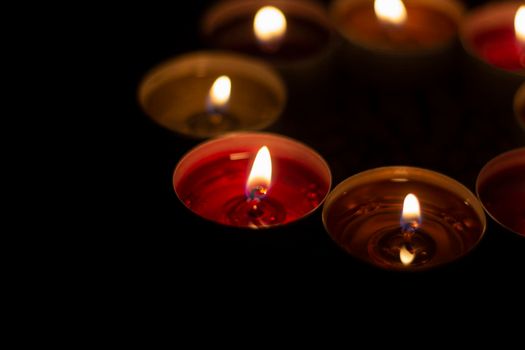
<box><xmin>514</xmin><ymin>82</ymin><xmax>525</xmax><ymax>132</ymax></box>
<box><xmin>173</xmin><ymin>132</ymin><xmax>331</xmax><ymax>229</ymax></box>
<box><xmin>323</xmin><ymin>166</ymin><xmax>486</xmax><ymax>271</ymax></box>
<box><xmin>330</xmin><ymin>0</ymin><xmax>464</xmax><ymax>85</ymax></box>
<box><xmin>476</xmin><ymin>148</ymin><xmax>525</xmax><ymax>237</ymax></box>
<box><xmin>138</xmin><ymin>51</ymin><xmax>286</xmax><ymax>138</ymax></box>
<box><xmin>201</xmin><ymin>0</ymin><xmax>335</xmax><ymax>76</ymax></box>
<box><xmin>461</xmin><ymin>2</ymin><xmax>525</xmax><ymax>73</ymax></box>
<box><xmin>459</xmin><ymin>2</ymin><xmax>525</xmax><ymax>108</ymax></box>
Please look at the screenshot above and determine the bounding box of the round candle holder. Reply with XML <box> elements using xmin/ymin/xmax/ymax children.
<box><xmin>476</xmin><ymin>148</ymin><xmax>525</xmax><ymax>237</ymax></box>
<box><xmin>514</xmin><ymin>82</ymin><xmax>525</xmax><ymax>133</ymax></box>
<box><xmin>459</xmin><ymin>1</ymin><xmax>525</xmax><ymax>107</ymax></box>
<box><xmin>201</xmin><ymin>0</ymin><xmax>336</xmax><ymax>82</ymax></box>
<box><xmin>330</xmin><ymin>0</ymin><xmax>464</xmax><ymax>87</ymax></box>
<box><xmin>138</xmin><ymin>51</ymin><xmax>286</xmax><ymax>139</ymax></box>
<box><xmin>322</xmin><ymin>166</ymin><xmax>486</xmax><ymax>271</ymax></box>
<box><xmin>173</xmin><ymin>132</ymin><xmax>332</xmax><ymax>229</ymax></box>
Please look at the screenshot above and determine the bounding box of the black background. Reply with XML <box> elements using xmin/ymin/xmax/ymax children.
<box><xmin>101</xmin><ymin>0</ymin><xmax>524</xmax><ymax>306</ymax></box>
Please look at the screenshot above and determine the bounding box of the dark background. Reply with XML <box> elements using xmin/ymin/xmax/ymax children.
<box><xmin>103</xmin><ymin>0</ymin><xmax>524</xmax><ymax>304</ymax></box>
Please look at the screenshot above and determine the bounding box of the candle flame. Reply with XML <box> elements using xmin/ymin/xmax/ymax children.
<box><xmin>253</xmin><ymin>6</ymin><xmax>287</xmax><ymax>46</ymax></box>
<box><xmin>516</xmin><ymin>5</ymin><xmax>525</xmax><ymax>43</ymax></box>
<box><xmin>246</xmin><ymin>146</ymin><xmax>272</xmax><ymax>199</ymax></box>
<box><xmin>400</xmin><ymin>244</ymin><xmax>415</xmax><ymax>266</ymax></box>
<box><xmin>209</xmin><ymin>75</ymin><xmax>231</xmax><ymax>110</ymax></box>
<box><xmin>374</xmin><ymin>0</ymin><xmax>407</xmax><ymax>26</ymax></box>
<box><xmin>401</xmin><ymin>193</ymin><xmax>421</xmax><ymax>229</ymax></box>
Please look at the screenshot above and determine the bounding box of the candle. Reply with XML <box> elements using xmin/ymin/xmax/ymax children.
<box><xmin>323</xmin><ymin>166</ymin><xmax>486</xmax><ymax>271</ymax></box>
<box><xmin>461</xmin><ymin>2</ymin><xmax>525</xmax><ymax>73</ymax></box>
<box><xmin>514</xmin><ymin>82</ymin><xmax>525</xmax><ymax>132</ymax></box>
<box><xmin>201</xmin><ymin>0</ymin><xmax>335</xmax><ymax>68</ymax></box>
<box><xmin>138</xmin><ymin>51</ymin><xmax>286</xmax><ymax>138</ymax></box>
<box><xmin>476</xmin><ymin>148</ymin><xmax>525</xmax><ymax>237</ymax></box>
<box><xmin>173</xmin><ymin>132</ymin><xmax>331</xmax><ymax>228</ymax></box>
<box><xmin>330</xmin><ymin>0</ymin><xmax>464</xmax><ymax>85</ymax></box>
<box><xmin>331</xmin><ymin>0</ymin><xmax>462</xmax><ymax>51</ymax></box>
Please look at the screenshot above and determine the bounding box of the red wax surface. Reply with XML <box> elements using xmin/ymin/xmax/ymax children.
<box><xmin>338</xmin><ymin>4</ymin><xmax>457</xmax><ymax>50</ymax></box>
<box><xmin>478</xmin><ymin>164</ymin><xmax>525</xmax><ymax>235</ymax></box>
<box><xmin>471</xmin><ymin>26</ymin><xmax>525</xmax><ymax>71</ymax></box>
<box><xmin>176</xmin><ymin>149</ymin><xmax>330</xmax><ymax>227</ymax></box>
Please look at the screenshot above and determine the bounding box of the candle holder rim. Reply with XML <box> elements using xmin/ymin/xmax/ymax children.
<box><xmin>173</xmin><ymin>131</ymin><xmax>333</xmax><ymax>230</ymax></box>
<box><xmin>475</xmin><ymin>147</ymin><xmax>525</xmax><ymax>237</ymax></box>
<box><xmin>458</xmin><ymin>1</ymin><xmax>525</xmax><ymax>78</ymax></box>
<box><xmin>514</xmin><ymin>83</ymin><xmax>525</xmax><ymax>132</ymax></box>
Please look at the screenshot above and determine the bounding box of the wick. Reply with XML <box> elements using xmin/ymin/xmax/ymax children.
<box><xmin>246</xmin><ymin>185</ymin><xmax>268</xmax><ymax>218</ymax></box>
<box><xmin>248</xmin><ymin>185</ymin><xmax>268</xmax><ymax>200</ymax></box>
<box><xmin>402</xmin><ymin>221</ymin><xmax>419</xmax><ymax>242</ymax></box>
<box><xmin>208</xmin><ymin>112</ymin><xmax>224</xmax><ymax>125</ymax></box>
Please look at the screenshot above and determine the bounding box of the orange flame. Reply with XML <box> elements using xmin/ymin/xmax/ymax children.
<box><xmin>209</xmin><ymin>75</ymin><xmax>231</xmax><ymax>110</ymax></box>
<box><xmin>254</xmin><ymin>6</ymin><xmax>287</xmax><ymax>46</ymax></box>
<box><xmin>246</xmin><ymin>146</ymin><xmax>272</xmax><ymax>199</ymax></box>
<box><xmin>401</xmin><ymin>193</ymin><xmax>421</xmax><ymax>230</ymax></box>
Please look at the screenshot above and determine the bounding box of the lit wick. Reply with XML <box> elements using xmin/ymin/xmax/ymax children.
<box><xmin>246</xmin><ymin>146</ymin><xmax>272</xmax><ymax>217</ymax></box>
<box><xmin>399</xmin><ymin>193</ymin><xmax>421</xmax><ymax>265</ymax></box>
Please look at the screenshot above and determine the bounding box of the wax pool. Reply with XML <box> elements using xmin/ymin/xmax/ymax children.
<box><xmin>336</xmin><ymin>3</ymin><xmax>457</xmax><ymax>50</ymax></box>
<box><xmin>478</xmin><ymin>164</ymin><xmax>525</xmax><ymax>236</ymax></box>
<box><xmin>176</xmin><ymin>149</ymin><xmax>330</xmax><ymax>228</ymax></box>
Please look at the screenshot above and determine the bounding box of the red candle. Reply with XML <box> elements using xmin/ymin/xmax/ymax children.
<box><xmin>477</xmin><ymin>148</ymin><xmax>525</xmax><ymax>237</ymax></box>
<box><xmin>461</xmin><ymin>2</ymin><xmax>525</xmax><ymax>73</ymax></box>
<box><xmin>471</xmin><ymin>26</ymin><xmax>524</xmax><ymax>71</ymax></box>
<box><xmin>173</xmin><ymin>132</ymin><xmax>331</xmax><ymax>229</ymax></box>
